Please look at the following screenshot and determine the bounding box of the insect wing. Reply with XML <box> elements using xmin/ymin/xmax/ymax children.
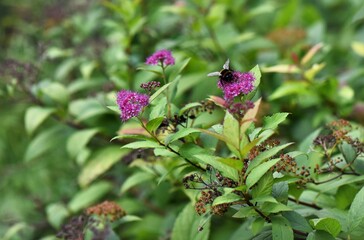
<box><xmin>207</xmin><ymin>71</ymin><xmax>221</xmax><ymax>77</ymax></box>
<box><xmin>223</xmin><ymin>59</ymin><xmax>230</xmax><ymax>70</ymax></box>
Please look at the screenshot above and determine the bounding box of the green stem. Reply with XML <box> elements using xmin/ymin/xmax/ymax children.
<box><xmin>160</xmin><ymin>62</ymin><xmax>171</xmax><ymax>118</ymax></box>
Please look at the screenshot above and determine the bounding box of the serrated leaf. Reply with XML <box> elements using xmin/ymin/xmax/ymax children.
<box><xmin>25</xmin><ymin>107</ymin><xmax>55</xmax><ymax>135</ymax></box>
<box><xmin>271</xmin><ymin>215</ymin><xmax>293</xmax><ymax>240</ymax></box>
<box><xmin>246</xmin><ymin>158</ymin><xmax>281</xmax><ymax>189</ymax></box>
<box><xmin>165</xmin><ymin>128</ymin><xmax>201</xmax><ymax>145</ymax></box>
<box><xmin>251</xmin><ymin>172</ymin><xmax>274</xmax><ymax>199</ymax></box>
<box><xmin>68</xmin><ymin>181</ymin><xmax>112</xmax><ymax>212</ymax></box>
<box><xmin>263</xmin><ymin>113</ymin><xmax>290</xmax><ymax>131</ymax></box>
<box><xmin>310</xmin><ymin>218</ymin><xmax>341</xmax><ymax>237</ymax></box>
<box><xmin>246</xmin><ymin>143</ymin><xmax>293</xmax><ymax>176</ymax></box>
<box><xmin>149</xmin><ymin>82</ymin><xmax>172</xmax><ymax>103</ymax></box>
<box><xmin>67</xmin><ymin>129</ymin><xmax>99</xmax><ymax>158</ymax></box>
<box><xmin>171</xmin><ymin>204</ymin><xmax>210</xmax><ymax>240</ymax></box>
<box><xmin>212</xmin><ymin>193</ymin><xmax>241</xmax><ymax>206</ymax></box>
<box><xmin>282</xmin><ymin>211</ymin><xmax>312</xmax><ymax>233</ymax></box>
<box><xmin>78</xmin><ymin>147</ymin><xmax>128</xmax><ymax>187</ymax></box>
<box><xmin>120</xmin><ymin>172</ymin><xmax>155</xmax><ymax>194</ymax></box>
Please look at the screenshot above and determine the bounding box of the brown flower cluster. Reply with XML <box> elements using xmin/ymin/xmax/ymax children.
<box><xmin>248</xmin><ymin>139</ymin><xmax>280</xmax><ymax>161</ymax></box>
<box><xmin>56</xmin><ymin>215</ymin><xmax>86</xmax><ymax>240</ymax></box>
<box><xmin>85</xmin><ymin>201</ymin><xmax>126</xmax><ymax>222</ymax></box>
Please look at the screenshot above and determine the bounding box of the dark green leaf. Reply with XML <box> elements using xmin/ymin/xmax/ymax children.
<box><xmin>146</xmin><ymin>117</ymin><xmax>165</xmax><ymax>133</ymax></box>
<box><xmin>347</xmin><ymin>186</ymin><xmax>364</xmax><ymax>238</ymax></box>
<box><xmin>272</xmin><ymin>181</ymin><xmax>288</xmax><ymax>203</ymax></box>
<box><xmin>336</xmin><ymin>185</ymin><xmax>358</xmax><ymax>210</ymax></box>
<box><xmin>282</xmin><ymin>211</ymin><xmax>313</xmax><ymax>233</ymax></box>
<box><xmin>233</xmin><ymin>206</ymin><xmax>257</xmax><ymax>218</ymax></box>
<box><xmin>306</xmin><ymin>230</ymin><xmax>336</xmax><ymax>240</ymax></box>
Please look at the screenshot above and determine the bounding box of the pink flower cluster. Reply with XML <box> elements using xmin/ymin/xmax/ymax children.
<box><xmin>218</xmin><ymin>71</ymin><xmax>255</xmax><ymax>101</ymax></box>
<box><xmin>116</xmin><ymin>90</ymin><xmax>149</xmax><ymax>121</ymax></box>
<box><xmin>146</xmin><ymin>49</ymin><xmax>175</xmax><ymax>66</ymax></box>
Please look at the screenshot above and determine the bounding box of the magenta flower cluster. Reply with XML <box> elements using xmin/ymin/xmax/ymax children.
<box><xmin>218</xmin><ymin>71</ymin><xmax>255</xmax><ymax>101</ymax></box>
<box><xmin>116</xmin><ymin>90</ymin><xmax>149</xmax><ymax>121</ymax></box>
<box><xmin>146</xmin><ymin>49</ymin><xmax>175</xmax><ymax>66</ymax></box>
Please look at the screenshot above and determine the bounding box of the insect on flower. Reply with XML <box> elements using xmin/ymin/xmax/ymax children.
<box><xmin>207</xmin><ymin>59</ymin><xmax>234</xmax><ymax>85</ymax></box>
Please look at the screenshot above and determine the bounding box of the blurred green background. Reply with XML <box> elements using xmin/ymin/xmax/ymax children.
<box><xmin>1</xmin><ymin>0</ymin><xmax>364</xmax><ymax>239</ymax></box>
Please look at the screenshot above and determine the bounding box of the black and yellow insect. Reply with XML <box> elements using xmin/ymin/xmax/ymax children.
<box><xmin>207</xmin><ymin>59</ymin><xmax>234</xmax><ymax>85</ymax></box>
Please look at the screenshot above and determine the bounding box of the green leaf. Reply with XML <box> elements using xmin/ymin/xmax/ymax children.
<box><xmin>252</xmin><ymin>217</ymin><xmax>265</xmax><ymax>235</ymax></box>
<box><xmin>179</xmin><ymin>102</ymin><xmax>202</xmax><ymax>115</ymax></box>
<box><xmin>146</xmin><ymin>117</ymin><xmax>165</xmax><ymax>133</ymax></box>
<box><xmin>78</xmin><ymin>147</ymin><xmax>128</xmax><ymax>187</ymax></box>
<box><xmin>246</xmin><ymin>143</ymin><xmax>293</xmax><ymax>176</ymax></box>
<box><xmin>24</xmin><ymin>126</ymin><xmax>63</xmax><ymax>162</ymax></box>
<box><xmin>107</xmin><ymin>105</ymin><xmax>120</xmax><ymax>114</ymax></box>
<box><xmin>306</xmin><ymin>230</ymin><xmax>336</xmax><ymax>240</ymax></box>
<box><xmin>46</xmin><ymin>203</ymin><xmax>70</xmax><ymax>228</ymax></box>
<box><xmin>172</xmin><ymin>57</ymin><xmax>191</xmax><ymax>78</ymax></box>
<box><xmin>67</xmin><ymin>129</ymin><xmax>99</xmax><ymax>158</ymax></box>
<box><xmin>341</xmin><ymin>141</ymin><xmax>357</xmax><ymax>163</ymax></box>
<box><xmin>271</xmin><ymin>215</ymin><xmax>293</xmax><ymax>240</ymax></box>
<box><xmin>262</xmin><ymin>113</ymin><xmax>290</xmax><ymax>131</ymax></box>
<box><xmin>269</xmin><ymin>82</ymin><xmax>309</xmax><ymax>100</ymax></box>
<box><xmin>272</xmin><ymin>181</ymin><xmax>289</xmax><ymax>203</ymax></box>
<box><xmin>24</xmin><ymin>107</ymin><xmax>55</xmax><ymax>136</ymax></box>
<box><xmin>251</xmin><ymin>65</ymin><xmax>261</xmax><ymax>89</ymax></box>
<box><xmin>120</xmin><ymin>172</ymin><xmax>155</xmax><ymax>194</ymax></box>
<box><xmin>223</xmin><ymin>111</ymin><xmax>240</xmax><ymax>156</ymax></box>
<box><xmin>219</xmin><ymin>158</ymin><xmax>244</xmax><ymax>171</ymax></box>
<box><xmin>233</xmin><ymin>206</ymin><xmax>257</xmax><ymax>218</ymax></box>
<box><xmin>347</xmin><ymin>186</ymin><xmax>364</xmax><ymax>238</ymax></box>
<box><xmin>121</xmin><ymin>140</ymin><xmax>162</xmax><ymax>149</ymax></box>
<box><xmin>310</xmin><ymin>218</ymin><xmax>341</xmax><ymax>237</ymax></box>
<box><xmin>69</xmin><ymin>99</ymin><xmax>109</xmax><ymax>122</ymax></box>
<box><xmin>240</xmin><ymin>98</ymin><xmax>262</xmax><ymax>135</ymax></box>
<box><xmin>68</xmin><ymin>181</ymin><xmax>112</xmax><ymax>212</ymax></box>
<box><xmin>246</xmin><ymin>158</ymin><xmax>281</xmax><ymax>189</ymax></box>
<box><xmin>282</xmin><ymin>211</ymin><xmax>313</xmax><ymax>233</ymax></box>
<box><xmin>352</xmin><ymin>41</ymin><xmax>364</xmax><ymax>57</ymax></box>
<box><xmin>40</xmin><ymin>82</ymin><xmax>70</xmax><ymax>104</ymax></box>
<box><xmin>195</xmin><ymin>154</ymin><xmax>239</xmax><ymax>182</ymax></box>
<box><xmin>171</xmin><ymin>204</ymin><xmax>210</xmax><ymax>240</ymax></box>
<box><xmin>336</xmin><ymin>185</ymin><xmax>358</xmax><ymax>210</ymax></box>
<box><xmin>260</xmin><ymin>202</ymin><xmax>292</xmax><ymax>213</ymax></box>
<box><xmin>212</xmin><ymin>192</ymin><xmax>241</xmax><ymax>206</ymax></box>
<box><xmin>149</xmin><ymin>82</ymin><xmax>172</xmax><ymax>103</ymax></box>
<box><xmin>165</xmin><ymin>128</ymin><xmax>201</xmax><ymax>145</ymax></box>
<box><xmin>251</xmin><ymin>172</ymin><xmax>274</xmax><ymax>199</ymax></box>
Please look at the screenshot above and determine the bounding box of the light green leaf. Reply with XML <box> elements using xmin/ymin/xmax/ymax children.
<box><xmin>171</xmin><ymin>204</ymin><xmax>210</xmax><ymax>240</ymax></box>
<box><xmin>261</xmin><ymin>202</ymin><xmax>292</xmax><ymax>213</ymax></box>
<box><xmin>310</xmin><ymin>217</ymin><xmax>341</xmax><ymax>237</ymax></box>
<box><xmin>246</xmin><ymin>143</ymin><xmax>293</xmax><ymax>176</ymax></box>
<box><xmin>165</xmin><ymin>128</ymin><xmax>200</xmax><ymax>144</ymax></box>
<box><xmin>69</xmin><ymin>99</ymin><xmax>109</xmax><ymax>122</ymax></box>
<box><xmin>67</xmin><ymin>129</ymin><xmax>99</xmax><ymax>158</ymax></box>
<box><xmin>121</xmin><ymin>140</ymin><xmax>162</xmax><ymax>149</ymax></box>
<box><xmin>352</xmin><ymin>41</ymin><xmax>364</xmax><ymax>57</ymax></box>
<box><xmin>195</xmin><ymin>154</ymin><xmax>239</xmax><ymax>182</ymax></box>
<box><xmin>78</xmin><ymin>147</ymin><xmax>128</xmax><ymax>187</ymax></box>
<box><xmin>146</xmin><ymin>117</ymin><xmax>165</xmax><ymax>133</ymax></box>
<box><xmin>212</xmin><ymin>192</ymin><xmax>241</xmax><ymax>206</ymax></box>
<box><xmin>223</xmin><ymin>111</ymin><xmax>240</xmax><ymax>156</ymax></box>
<box><xmin>336</xmin><ymin>185</ymin><xmax>358</xmax><ymax>210</ymax></box>
<box><xmin>232</xmin><ymin>206</ymin><xmax>257</xmax><ymax>218</ymax></box>
<box><xmin>46</xmin><ymin>203</ymin><xmax>70</xmax><ymax>228</ymax></box>
<box><xmin>149</xmin><ymin>82</ymin><xmax>172</xmax><ymax>103</ymax></box>
<box><xmin>120</xmin><ymin>172</ymin><xmax>155</xmax><ymax>194</ymax></box>
<box><xmin>251</xmin><ymin>65</ymin><xmax>261</xmax><ymax>88</ymax></box>
<box><xmin>179</xmin><ymin>102</ymin><xmax>202</xmax><ymax>115</ymax></box>
<box><xmin>68</xmin><ymin>181</ymin><xmax>112</xmax><ymax>212</ymax></box>
<box><xmin>251</xmin><ymin>172</ymin><xmax>274</xmax><ymax>199</ymax></box>
<box><xmin>341</xmin><ymin>141</ymin><xmax>357</xmax><ymax>163</ymax></box>
<box><xmin>25</xmin><ymin>107</ymin><xmax>55</xmax><ymax>135</ymax></box>
<box><xmin>262</xmin><ymin>113</ymin><xmax>290</xmax><ymax>131</ymax></box>
<box><xmin>40</xmin><ymin>82</ymin><xmax>70</xmax><ymax>104</ymax></box>
<box><xmin>282</xmin><ymin>211</ymin><xmax>313</xmax><ymax>233</ymax></box>
<box><xmin>24</xmin><ymin>126</ymin><xmax>64</xmax><ymax>162</ymax></box>
<box><xmin>246</xmin><ymin>158</ymin><xmax>280</xmax><ymax>189</ymax></box>
<box><xmin>269</xmin><ymin>82</ymin><xmax>309</xmax><ymax>100</ymax></box>
<box><xmin>271</xmin><ymin>215</ymin><xmax>293</xmax><ymax>240</ymax></box>
<box><xmin>107</xmin><ymin>105</ymin><xmax>120</xmax><ymax>114</ymax></box>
